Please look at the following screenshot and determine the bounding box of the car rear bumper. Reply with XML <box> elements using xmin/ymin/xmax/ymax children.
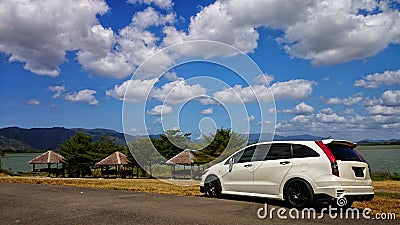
<box><xmin>315</xmin><ymin>185</ymin><xmax>374</xmax><ymax>201</ymax></box>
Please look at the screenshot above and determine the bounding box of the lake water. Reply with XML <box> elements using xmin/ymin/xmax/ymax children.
<box><xmin>1</xmin><ymin>153</ymin><xmax>47</xmax><ymax>173</ymax></box>
<box><xmin>1</xmin><ymin>145</ymin><xmax>399</xmax><ymax>174</ymax></box>
<box><xmin>356</xmin><ymin>145</ymin><xmax>400</xmax><ymax>174</ymax></box>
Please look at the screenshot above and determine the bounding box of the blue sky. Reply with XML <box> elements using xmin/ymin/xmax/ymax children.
<box><xmin>0</xmin><ymin>0</ymin><xmax>399</xmax><ymax>141</ymax></box>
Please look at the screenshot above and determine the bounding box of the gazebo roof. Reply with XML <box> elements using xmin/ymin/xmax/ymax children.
<box><xmin>166</xmin><ymin>149</ymin><xmax>197</xmax><ymax>165</ymax></box>
<box><xmin>29</xmin><ymin>150</ymin><xmax>67</xmax><ymax>164</ymax></box>
<box><xmin>95</xmin><ymin>151</ymin><xmax>131</xmax><ymax>166</ymax></box>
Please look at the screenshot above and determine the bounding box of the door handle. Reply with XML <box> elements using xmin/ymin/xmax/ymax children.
<box><xmin>244</xmin><ymin>164</ymin><xmax>253</xmax><ymax>168</ymax></box>
<box><xmin>280</xmin><ymin>161</ymin><xmax>290</xmax><ymax>165</ymax></box>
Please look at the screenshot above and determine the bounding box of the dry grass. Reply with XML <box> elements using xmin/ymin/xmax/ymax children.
<box><xmin>353</xmin><ymin>198</ymin><xmax>400</xmax><ymax>215</ymax></box>
<box><xmin>1</xmin><ymin>177</ymin><xmax>399</xmax><ymax>215</ymax></box>
<box><xmin>373</xmin><ymin>180</ymin><xmax>400</xmax><ymax>193</ymax></box>
<box><xmin>0</xmin><ymin>176</ymin><xmax>201</xmax><ymax>196</ymax></box>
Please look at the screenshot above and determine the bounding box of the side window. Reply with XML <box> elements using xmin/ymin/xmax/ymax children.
<box><xmin>292</xmin><ymin>144</ymin><xmax>320</xmax><ymax>158</ymax></box>
<box><xmin>237</xmin><ymin>146</ymin><xmax>256</xmax><ymax>163</ymax></box>
<box><xmin>252</xmin><ymin>144</ymin><xmax>271</xmax><ymax>161</ymax></box>
<box><xmin>265</xmin><ymin>144</ymin><xmax>291</xmax><ymax>160</ymax></box>
<box><xmin>225</xmin><ymin>150</ymin><xmax>244</xmax><ymax>165</ymax></box>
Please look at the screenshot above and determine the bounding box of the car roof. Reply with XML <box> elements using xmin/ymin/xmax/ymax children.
<box><xmin>249</xmin><ymin>139</ymin><xmax>357</xmax><ymax>148</ymax></box>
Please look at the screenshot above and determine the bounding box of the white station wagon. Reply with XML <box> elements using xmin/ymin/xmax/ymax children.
<box><xmin>200</xmin><ymin>139</ymin><xmax>374</xmax><ymax>208</ymax></box>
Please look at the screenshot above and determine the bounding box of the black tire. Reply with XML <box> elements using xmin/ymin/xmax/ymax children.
<box><xmin>284</xmin><ymin>178</ymin><xmax>314</xmax><ymax>208</ymax></box>
<box><xmin>204</xmin><ymin>176</ymin><xmax>221</xmax><ymax>198</ymax></box>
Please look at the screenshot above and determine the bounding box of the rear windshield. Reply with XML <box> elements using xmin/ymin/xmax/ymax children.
<box><xmin>327</xmin><ymin>144</ymin><xmax>362</xmax><ymax>161</ymax></box>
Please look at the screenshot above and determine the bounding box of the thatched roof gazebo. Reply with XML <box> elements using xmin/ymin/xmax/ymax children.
<box><xmin>166</xmin><ymin>149</ymin><xmax>197</xmax><ymax>165</ymax></box>
<box><xmin>29</xmin><ymin>150</ymin><xmax>67</xmax><ymax>177</ymax></box>
<box><xmin>95</xmin><ymin>151</ymin><xmax>131</xmax><ymax>178</ymax></box>
<box><xmin>166</xmin><ymin>149</ymin><xmax>199</xmax><ymax>179</ymax></box>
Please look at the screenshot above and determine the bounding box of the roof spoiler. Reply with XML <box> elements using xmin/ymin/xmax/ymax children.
<box><xmin>321</xmin><ymin>139</ymin><xmax>357</xmax><ymax>148</ymax></box>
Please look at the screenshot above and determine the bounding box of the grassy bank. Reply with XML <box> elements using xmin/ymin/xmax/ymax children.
<box><xmin>1</xmin><ymin>176</ymin><xmax>399</xmax><ymax>215</ymax></box>
<box><xmin>0</xmin><ymin>176</ymin><xmax>201</xmax><ymax>196</ymax></box>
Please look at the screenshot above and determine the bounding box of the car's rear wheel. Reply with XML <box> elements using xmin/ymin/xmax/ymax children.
<box><xmin>204</xmin><ymin>176</ymin><xmax>221</xmax><ymax>198</ymax></box>
<box><xmin>285</xmin><ymin>178</ymin><xmax>314</xmax><ymax>208</ymax></box>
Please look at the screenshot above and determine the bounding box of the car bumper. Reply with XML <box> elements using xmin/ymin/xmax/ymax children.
<box><xmin>315</xmin><ymin>185</ymin><xmax>374</xmax><ymax>201</ymax></box>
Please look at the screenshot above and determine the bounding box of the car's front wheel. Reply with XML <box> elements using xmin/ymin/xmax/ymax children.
<box><xmin>284</xmin><ymin>178</ymin><xmax>314</xmax><ymax>208</ymax></box>
<box><xmin>204</xmin><ymin>176</ymin><xmax>221</xmax><ymax>198</ymax></box>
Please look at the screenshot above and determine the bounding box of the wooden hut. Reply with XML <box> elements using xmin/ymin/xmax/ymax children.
<box><xmin>28</xmin><ymin>150</ymin><xmax>67</xmax><ymax>177</ymax></box>
<box><xmin>95</xmin><ymin>151</ymin><xmax>131</xmax><ymax>178</ymax></box>
<box><xmin>166</xmin><ymin>149</ymin><xmax>199</xmax><ymax>179</ymax></box>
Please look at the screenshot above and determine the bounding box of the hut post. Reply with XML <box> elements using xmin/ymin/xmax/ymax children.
<box><xmin>191</xmin><ymin>164</ymin><xmax>193</xmax><ymax>179</ymax></box>
<box><xmin>47</xmin><ymin>163</ymin><xmax>51</xmax><ymax>177</ymax></box>
<box><xmin>106</xmin><ymin>166</ymin><xmax>109</xmax><ymax>178</ymax></box>
<box><xmin>170</xmin><ymin>165</ymin><xmax>173</xmax><ymax>179</ymax></box>
<box><xmin>183</xmin><ymin>164</ymin><xmax>186</xmax><ymax>179</ymax></box>
<box><xmin>56</xmin><ymin>163</ymin><xmax>59</xmax><ymax>177</ymax></box>
<box><xmin>62</xmin><ymin>163</ymin><xmax>65</xmax><ymax>178</ymax></box>
<box><xmin>32</xmin><ymin>164</ymin><xmax>35</xmax><ymax>177</ymax></box>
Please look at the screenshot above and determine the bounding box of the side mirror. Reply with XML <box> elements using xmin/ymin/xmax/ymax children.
<box><xmin>228</xmin><ymin>158</ymin><xmax>234</xmax><ymax>172</ymax></box>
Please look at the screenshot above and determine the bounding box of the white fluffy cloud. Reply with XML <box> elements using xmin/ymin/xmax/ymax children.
<box><xmin>79</xmin><ymin>7</ymin><xmax>176</xmax><ymax>79</ymax></box>
<box><xmin>381</xmin><ymin>90</ymin><xmax>400</xmax><ymax>107</ymax></box>
<box><xmin>253</xmin><ymin>74</ymin><xmax>274</xmax><ymax>85</ymax></box>
<box><xmin>106</xmin><ymin>78</ymin><xmax>158</xmax><ymax>102</ymax></box>
<box><xmin>0</xmin><ymin>2</ymin><xmax>177</xmax><ymax>78</ymax></box>
<box><xmin>65</xmin><ymin>89</ymin><xmax>99</xmax><ymax>105</ymax></box>
<box><xmin>188</xmin><ymin>0</ymin><xmax>400</xmax><ymax>65</ymax></box>
<box><xmin>200</xmin><ymin>108</ymin><xmax>214</xmax><ymax>115</ymax></box>
<box><xmin>213</xmin><ymin>85</ymin><xmax>273</xmax><ymax>104</ymax></box>
<box><xmin>27</xmin><ymin>99</ymin><xmax>41</xmax><ymax>106</ymax></box>
<box><xmin>243</xmin><ymin>115</ymin><xmax>256</xmax><ymax>123</ymax></box>
<box><xmin>0</xmin><ymin>0</ymin><xmax>109</xmax><ymax>76</ymax></box>
<box><xmin>151</xmin><ymin>78</ymin><xmax>207</xmax><ymax>104</ymax></box>
<box><xmin>146</xmin><ymin>104</ymin><xmax>172</xmax><ymax>115</ymax></box>
<box><xmin>365</xmin><ymin>105</ymin><xmax>400</xmax><ymax>115</ymax></box>
<box><xmin>188</xmin><ymin>0</ymin><xmax>311</xmax><ymax>53</ymax></box>
<box><xmin>271</xmin><ymin>79</ymin><xmax>316</xmax><ymax>100</ymax></box>
<box><xmin>324</xmin><ymin>93</ymin><xmax>363</xmax><ymax>106</ymax></box>
<box><xmin>2</xmin><ymin>1</ymin><xmax>399</xmax><ymax>79</ymax></box>
<box><xmin>281</xmin><ymin>1</ymin><xmax>400</xmax><ymax>65</ymax></box>
<box><xmin>281</xmin><ymin>102</ymin><xmax>314</xmax><ymax>115</ymax></box>
<box><xmin>106</xmin><ymin>78</ymin><xmax>207</xmax><ymax>104</ymax></box>
<box><xmin>316</xmin><ymin>112</ymin><xmax>346</xmax><ymax>123</ymax></box>
<box><xmin>354</xmin><ymin>70</ymin><xmax>400</xmax><ymax>88</ymax></box>
<box><xmin>48</xmin><ymin>85</ymin><xmax>66</xmax><ymax>98</ymax></box>
<box><xmin>127</xmin><ymin>0</ymin><xmax>173</xmax><ymax>9</ymax></box>
<box><xmin>364</xmin><ymin>90</ymin><xmax>400</xmax><ymax>116</ymax></box>
<box><xmin>211</xmin><ymin>79</ymin><xmax>314</xmax><ymax>104</ymax></box>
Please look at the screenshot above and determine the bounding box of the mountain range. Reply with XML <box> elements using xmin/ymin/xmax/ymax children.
<box><xmin>0</xmin><ymin>127</ymin><xmax>398</xmax><ymax>152</ymax></box>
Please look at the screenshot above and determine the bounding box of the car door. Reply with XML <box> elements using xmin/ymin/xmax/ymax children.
<box><xmin>253</xmin><ymin>143</ymin><xmax>293</xmax><ymax>195</ymax></box>
<box><xmin>222</xmin><ymin>146</ymin><xmax>256</xmax><ymax>193</ymax></box>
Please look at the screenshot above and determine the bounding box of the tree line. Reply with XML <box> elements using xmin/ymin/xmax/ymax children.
<box><xmin>59</xmin><ymin>128</ymin><xmax>247</xmax><ymax>178</ymax></box>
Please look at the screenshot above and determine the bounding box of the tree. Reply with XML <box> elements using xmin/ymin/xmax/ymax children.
<box><xmin>195</xmin><ymin>128</ymin><xmax>247</xmax><ymax>165</ymax></box>
<box><xmin>129</xmin><ymin>138</ymin><xmax>164</xmax><ymax>177</ymax></box>
<box><xmin>59</xmin><ymin>132</ymin><xmax>96</xmax><ymax>177</ymax></box>
<box><xmin>88</xmin><ymin>135</ymin><xmax>126</xmax><ymax>163</ymax></box>
<box><xmin>151</xmin><ymin>129</ymin><xmax>191</xmax><ymax>159</ymax></box>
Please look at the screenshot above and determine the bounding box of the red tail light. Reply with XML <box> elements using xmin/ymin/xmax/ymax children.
<box><xmin>316</xmin><ymin>141</ymin><xmax>339</xmax><ymax>176</ymax></box>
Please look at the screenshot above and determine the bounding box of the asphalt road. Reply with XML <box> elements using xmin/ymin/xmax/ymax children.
<box><xmin>0</xmin><ymin>183</ymin><xmax>390</xmax><ymax>225</ymax></box>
